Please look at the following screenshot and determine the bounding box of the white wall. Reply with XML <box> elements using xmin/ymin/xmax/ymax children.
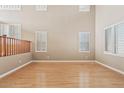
<box><xmin>0</xmin><ymin>53</ymin><xmax>32</xmax><ymax>75</ymax></box>
<box><xmin>95</xmin><ymin>5</ymin><xmax>124</xmax><ymax>72</ymax></box>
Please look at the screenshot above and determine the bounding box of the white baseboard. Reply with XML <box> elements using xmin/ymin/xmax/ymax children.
<box><xmin>95</xmin><ymin>60</ymin><xmax>124</xmax><ymax>75</ymax></box>
<box><xmin>0</xmin><ymin>61</ymin><xmax>32</xmax><ymax>78</ymax></box>
<box><xmin>32</xmin><ymin>60</ymin><xmax>95</xmax><ymax>63</ymax></box>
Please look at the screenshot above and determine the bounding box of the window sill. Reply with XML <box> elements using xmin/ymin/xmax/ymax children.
<box><xmin>35</xmin><ymin>51</ymin><xmax>47</xmax><ymax>53</ymax></box>
<box><xmin>104</xmin><ymin>51</ymin><xmax>124</xmax><ymax>57</ymax></box>
<box><xmin>79</xmin><ymin>51</ymin><xmax>90</xmax><ymax>53</ymax></box>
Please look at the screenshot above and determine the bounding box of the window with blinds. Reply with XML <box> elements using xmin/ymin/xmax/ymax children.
<box><xmin>9</xmin><ymin>24</ymin><xmax>21</xmax><ymax>39</ymax></box>
<box><xmin>105</xmin><ymin>22</ymin><xmax>124</xmax><ymax>56</ymax></box>
<box><xmin>105</xmin><ymin>27</ymin><xmax>115</xmax><ymax>53</ymax></box>
<box><xmin>0</xmin><ymin>24</ymin><xmax>9</xmax><ymax>36</ymax></box>
<box><xmin>0</xmin><ymin>24</ymin><xmax>21</xmax><ymax>39</ymax></box>
<box><xmin>79</xmin><ymin>32</ymin><xmax>90</xmax><ymax>52</ymax></box>
<box><xmin>35</xmin><ymin>31</ymin><xmax>47</xmax><ymax>52</ymax></box>
<box><xmin>115</xmin><ymin>23</ymin><xmax>124</xmax><ymax>55</ymax></box>
<box><xmin>0</xmin><ymin>5</ymin><xmax>21</xmax><ymax>10</ymax></box>
<box><xmin>35</xmin><ymin>5</ymin><xmax>47</xmax><ymax>11</ymax></box>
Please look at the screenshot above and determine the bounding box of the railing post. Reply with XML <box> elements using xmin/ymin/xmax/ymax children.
<box><xmin>3</xmin><ymin>35</ymin><xmax>7</xmax><ymax>56</ymax></box>
<box><xmin>0</xmin><ymin>36</ymin><xmax>2</xmax><ymax>57</ymax></box>
<box><xmin>29</xmin><ymin>41</ymin><xmax>31</xmax><ymax>52</ymax></box>
<box><xmin>6</xmin><ymin>37</ymin><xmax>8</xmax><ymax>56</ymax></box>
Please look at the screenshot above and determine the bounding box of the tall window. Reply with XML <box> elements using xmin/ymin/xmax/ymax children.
<box><xmin>105</xmin><ymin>22</ymin><xmax>124</xmax><ymax>56</ymax></box>
<box><xmin>79</xmin><ymin>32</ymin><xmax>90</xmax><ymax>52</ymax></box>
<box><xmin>9</xmin><ymin>24</ymin><xmax>21</xmax><ymax>39</ymax></box>
<box><xmin>35</xmin><ymin>31</ymin><xmax>47</xmax><ymax>52</ymax></box>
<box><xmin>105</xmin><ymin>27</ymin><xmax>115</xmax><ymax>53</ymax></box>
<box><xmin>0</xmin><ymin>24</ymin><xmax>9</xmax><ymax>36</ymax></box>
<box><xmin>0</xmin><ymin>24</ymin><xmax>21</xmax><ymax>39</ymax></box>
<box><xmin>115</xmin><ymin>23</ymin><xmax>124</xmax><ymax>55</ymax></box>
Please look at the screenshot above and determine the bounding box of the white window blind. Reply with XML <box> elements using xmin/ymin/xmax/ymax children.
<box><xmin>79</xmin><ymin>5</ymin><xmax>90</xmax><ymax>12</ymax></box>
<box><xmin>35</xmin><ymin>5</ymin><xmax>47</xmax><ymax>11</ymax></box>
<box><xmin>0</xmin><ymin>5</ymin><xmax>21</xmax><ymax>10</ymax></box>
<box><xmin>0</xmin><ymin>24</ymin><xmax>21</xmax><ymax>39</ymax></box>
<box><xmin>115</xmin><ymin>23</ymin><xmax>124</xmax><ymax>54</ymax></box>
<box><xmin>8</xmin><ymin>24</ymin><xmax>21</xmax><ymax>39</ymax></box>
<box><xmin>79</xmin><ymin>32</ymin><xmax>90</xmax><ymax>52</ymax></box>
<box><xmin>105</xmin><ymin>22</ymin><xmax>124</xmax><ymax>57</ymax></box>
<box><xmin>35</xmin><ymin>31</ymin><xmax>47</xmax><ymax>52</ymax></box>
<box><xmin>0</xmin><ymin>24</ymin><xmax>9</xmax><ymax>36</ymax></box>
<box><xmin>105</xmin><ymin>27</ymin><xmax>115</xmax><ymax>53</ymax></box>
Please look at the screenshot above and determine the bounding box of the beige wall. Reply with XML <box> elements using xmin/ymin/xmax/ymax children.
<box><xmin>95</xmin><ymin>5</ymin><xmax>124</xmax><ymax>72</ymax></box>
<box><xmin>0</xmin><ymin>53</ymin><xmax>32</xmax><ymax>75</ymax></box>
<box><xmin>32</xmin><ymin>6</ymin><xmax>95</xmax><ymax>60</ymax></box>
<box><xmin>0</xmin><ymin>5</ymin><xmax>95</xmax><ymax>60</ymax></box>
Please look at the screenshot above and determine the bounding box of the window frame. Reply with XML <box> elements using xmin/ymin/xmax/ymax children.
<box><xmin>79</xmin><ymin>32</ymin><xmax>90</xmax><ymax>52</ymax></box>
<box><xmin>8</xmin><ymin>24</ymin><xmax>21</xmax><ymax>39</ymax></box>
<box><xmin>0</xmin><ymin>24</ymin><xmax>21</xmax><ymax>39</ymax></box>
<box><xmin>35</xmin><ymin>31</ymin><xmax>48</xmax><ymax>52</ymax></box>
<box><xmin>104</xmin><ymin>25</ymin><xmax>115</xmax><ymax>54</ymax></box>
<box><xmin>104</xmin><ymin>21</ymin><xmax>124</xmax><ymax>57</ymax></box>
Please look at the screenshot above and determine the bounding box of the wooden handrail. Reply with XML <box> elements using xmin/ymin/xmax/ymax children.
<box><xmin>0</xmin><ymin>35</ymin><xmax>31</xmax><ymax>57</ymax></box>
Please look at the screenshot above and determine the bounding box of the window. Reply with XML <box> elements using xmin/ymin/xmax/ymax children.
<box><xmin>0</xmin><ymin>5</ymin><xmax>21</xmax><ymax>10</ymax></box>
<box><xmin>0</xmin><ymin>24</ymin><xmax>21</xmax><ymax>39</ymax></box>
<box><xmin>35</xmin><ymin>31</ymin><xmax>47</xmax><ymax>52</ymax></box>
<box><xmin>8</xmin><ymin>24</ymin><xmax>21</xmax><ymax>39</ymax></box>
<box><xmin>105</xmin><ymin>27</ymin><xmax>115</xmax><ymax>53</ymax></box>
<box><xmin>35</xmin><ymin>5</ymin><xmax>47</xmax><ymax>11</ymax></box>
<box><xmin>79</xmin><ymin>32</ymin><xmax>90</xmax><ymax>52</ymax></box>
<box><xmin>79</xmin><ymin>5</ymin><xmax>90</xmax><ymax>12</ymax></box>
<box><xmin>105</xmin><ymin>22</ymin><xmax>124</xmax><ymax>56</ymax></box>
<box><xmin>0</xmin><ymin>24</ymin><xmax>9</xmax><ymax>36</ymax></box>
<box><xmin>115</xmin><ymin>23</ymin><xmax>124</xmax><ymax>55</ymax></box>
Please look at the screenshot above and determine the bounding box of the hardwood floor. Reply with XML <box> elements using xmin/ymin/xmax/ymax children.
<box><xmin>0</xmin><ymin>62</ymin><xmax>124</xmax><ymax>88</ymax></box>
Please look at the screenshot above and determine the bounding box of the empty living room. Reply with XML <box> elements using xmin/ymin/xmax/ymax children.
<box><xmin>0</xmin><ymin>1</ymin><xmax>124</xmax><ymax>92</ymax></box>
